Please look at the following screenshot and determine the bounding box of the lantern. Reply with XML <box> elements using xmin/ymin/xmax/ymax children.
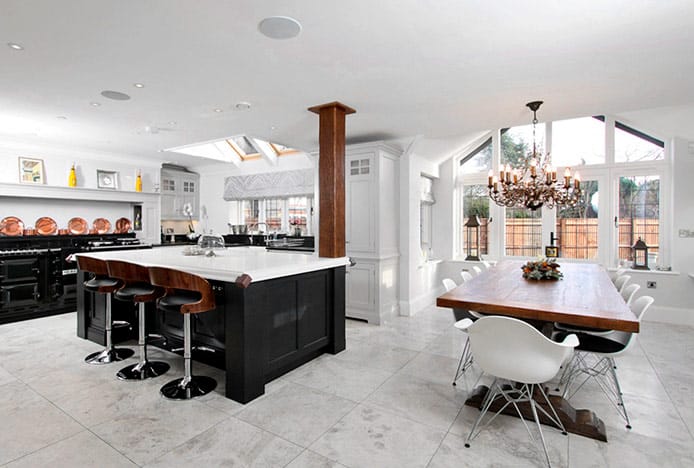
<box><xmin>632</xmin><ymin>237</ymin><xmax>649</xmax><ymax>270</ymax></box>
<box><xmin>465</xmin><ymin>215</ymin><xmax>481</xmax><ymax>261</ymax></box>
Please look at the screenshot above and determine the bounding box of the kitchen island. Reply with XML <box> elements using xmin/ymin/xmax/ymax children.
<box><xmin>76</xmin><ymin>246</ymin><xmax>347</xmax><ymax>403</ymax></box>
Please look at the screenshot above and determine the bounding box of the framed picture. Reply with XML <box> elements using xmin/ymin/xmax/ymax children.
<box><xmin>97</xmin><ymin>170</ymin><xmax>118</xmax><ymax>189</ymax></box>
<box><xmin>545</xmin><ymin>246</ymin><xmax>559</xmax><ymax>258</ymax></box>
<box><xmin>18</xmin><ymin>157</ymin><xmax>45</xmax><ymax>184</ymax></box>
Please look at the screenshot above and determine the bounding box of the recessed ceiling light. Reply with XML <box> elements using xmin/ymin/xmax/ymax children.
<box><xmin>214</xmin><ymin>108</ymin><xmax>223</xmax><ymax>113</ymax></box>
<box><xmin>133</xmin><ymin>83</ymin><xmax>145</xmax><ymax>88</ymax></box>
<box><xmin>168</xmin><ymin>121</ymin><xmax>177</xmax><ymax>126</ymax></box>
<box><xmin>90</xmin><ymin>102</ymin><xmax>101</xmax><ymax>107</ymax></box>
<box><xmin>7</xmin><ymin>42</ymin><xmax>24</xmax><ymax>50</ymax></box>
<box><xmin>235</xmin><ymin>101</ymin><xmax>252</xmax><ymax>110</ymax></box>
<box><xmin>100</xmin><ymin>90</ymin><xmax>131</xmax><ymax>101</ymax></box>
<box><xmin>258</xmin><ymin>16</ymin><xmax>302</xmax><ymax>40</ymax></box>
<box><xmin>56</xmin><ymin>116</ymin><xmax>68</xmax><ymax>120</ymax></box>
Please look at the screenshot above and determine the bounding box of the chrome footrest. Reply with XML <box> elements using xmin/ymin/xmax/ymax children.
<box><xmin>85</xmin><ymin>347</ymin><xmax>134</xmax><ymax>365</ymax></box>
<box><xmin>117</xmin><ymin>361</ymin><xmax>170</xmax><ymax>381</ymax></box>
<box><xmin>160</xmin><ymin>375</ymin><xmax>217</xmax><ymax>400</ymax></box>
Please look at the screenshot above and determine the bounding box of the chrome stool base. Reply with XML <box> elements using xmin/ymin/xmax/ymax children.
<box><xmin>85</xmin><ymin>347</ymin><xmax>134</xmax><ymax>365</ymax></box>
<box><xmin>160</xmin><ymin>376</ymin><xmax>217</xmax><ymax>400</ymax></box>
<box><xmin>117</xmin><ymin>361</ymin><xmax>170</xmax><ymax>381</ymax></box>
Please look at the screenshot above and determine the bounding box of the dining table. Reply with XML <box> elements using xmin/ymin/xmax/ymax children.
<box><xmin>436</xmin><ymin>260</ymin><xmax>639</xmax><ymax>441</ymax></box>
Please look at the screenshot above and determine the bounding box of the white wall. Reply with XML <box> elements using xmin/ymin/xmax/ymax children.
<box><xmin>192</xmin><ymin>154</ymin><xmax>315</xmax><ymax>236</ymax></box>
<box><xmin>398</xmin><ymin>152</ymin><xmax>441</xmax><ymax>316</ymax></box>
<box><xmin>0</xmin><ymin>138</ymin><xmax>161</xmax><ymax>243</ymax></box>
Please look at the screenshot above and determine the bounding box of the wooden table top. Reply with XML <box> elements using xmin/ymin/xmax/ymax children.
<box><xmin>437</xmin><ymin>261</ymin><xmax>639</xmax><ymax>333</ymax></box>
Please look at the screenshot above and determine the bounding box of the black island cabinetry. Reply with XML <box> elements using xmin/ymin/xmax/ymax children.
<box><xmin>77</xmin><ymin>262</ymin><xmax>345</xmax><ymax>403</ymax></box>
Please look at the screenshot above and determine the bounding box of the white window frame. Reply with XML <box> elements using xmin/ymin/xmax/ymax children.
<box><xmin>454</xmin><ymin>117</ymin><xmax>671</xmax><ymax>268</ymax></box>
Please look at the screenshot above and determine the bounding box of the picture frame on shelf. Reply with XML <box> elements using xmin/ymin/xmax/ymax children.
<box><xmin>18</xmin><ymin>157</ymin><xmax>45</xmax><ymax>184</ymax></box>
<box><xmin>97</xmin><ymin>170</ymin><xmax>118</xmax><ymax>189</ymax></box>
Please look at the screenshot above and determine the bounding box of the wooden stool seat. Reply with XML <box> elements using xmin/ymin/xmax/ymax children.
<box><xmin>148</xmin><ymin>266</ymin><xmax>217</xmax><ymax>400</ymax></box>
<box><xmin>76</xmin><ymin>256</ymin><xmax>134</xmax><ymax>365</ymax></box>
<box><xmin>106</xmin><ymin>260</ymin><xmax>170</xmax><ymax>381</ymax></box>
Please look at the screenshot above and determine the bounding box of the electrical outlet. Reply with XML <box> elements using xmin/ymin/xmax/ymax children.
<box><xmin>647</xmin><ymin>281</ymin><xmax>657</xmax><ymax>289</ymax></box>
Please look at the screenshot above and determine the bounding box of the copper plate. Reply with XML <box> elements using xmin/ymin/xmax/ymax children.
<box><xmin>67</xmin><ymin>217</ymin><xmax>88</xmax><ymax>235</ymax></box>
<box><xmin>93</xmin><ymin>217</ymin><xmax>111</xmax><ymax>234</ymax></box>
<box><xmin>114</xmin><ymin>217</ymin><xmax>131</xmax><ymax>234</ymax></box>
<box><xmin>0</xmin><ymin>216</ymin><xmax>25</xmax><ymax>236</ymax></box>
<box><xmin>35</xmin><ymin>217</ymin><xmax>58</xmax><ymax>235</ymax></box>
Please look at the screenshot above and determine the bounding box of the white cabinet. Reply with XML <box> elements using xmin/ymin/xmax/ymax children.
<box><xmin>344</xmin><ymin>142</ymin><xmax>400</xmax><ymax>324</ymax></box>
<box><xmin>160</xmin><ymin>166</ymin><xmax>200</xmax><ymax>221</ymax></box>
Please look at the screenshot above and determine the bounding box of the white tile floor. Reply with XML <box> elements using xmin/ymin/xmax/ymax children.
<box><xmin>1</xmin><ymin>307</ymin><xmax>693</xmax><ymax>467</ymax></box>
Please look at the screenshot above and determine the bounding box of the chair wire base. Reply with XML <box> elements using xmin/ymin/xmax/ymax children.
<box><xmin>562</xmin><ymin>353</ymin><xmax>631</xmax><ymax>429</ymax></box>
<box><xmin>452</xmin><ymin>338</ymin><xmax>474</xmax><ymax>386</ymax></box>
<box><xmin>465</xmin><ymin>378</ymin><xmax>566</xmax><ymax>468</ymax></box>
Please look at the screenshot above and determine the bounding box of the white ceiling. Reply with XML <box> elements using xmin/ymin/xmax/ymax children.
<box><xmin>2</xmin><ymin>0</ymin><xmax>694</xmax><ymax>166</ymax></box>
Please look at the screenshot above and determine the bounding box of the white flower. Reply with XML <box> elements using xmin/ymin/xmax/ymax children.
<box><xmin>182</xmin><ymin>203</ymin><xmax>193</xmax><ymax>217</ymax></box>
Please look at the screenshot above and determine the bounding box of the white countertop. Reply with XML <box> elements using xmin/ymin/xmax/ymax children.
<box><xmin>75</xmin><ymin>246</ymin><xmax>349</xmax><ymax>284</ymax></box>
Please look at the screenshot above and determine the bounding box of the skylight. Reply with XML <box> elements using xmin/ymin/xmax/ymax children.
<box><xmin>165</xmin><ymin>135</ymin><xmax>299</xmax><ymax>164</ymax></box>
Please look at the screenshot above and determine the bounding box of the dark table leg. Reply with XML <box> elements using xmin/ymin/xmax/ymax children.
<box><xmin>465</xmin><ymin>384</ymin><xmax>607</xmax><ymax>442</ymax></box>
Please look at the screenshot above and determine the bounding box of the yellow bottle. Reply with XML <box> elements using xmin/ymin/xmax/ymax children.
<box><xmin>68</xmin><ymin>164</ymin><xmax>77</xmax><ymax>187</ymax></box>
<box><xmin>135</xmin><ymin>171</ymin><xmax>142</xmax><ymax>192</ymax></box>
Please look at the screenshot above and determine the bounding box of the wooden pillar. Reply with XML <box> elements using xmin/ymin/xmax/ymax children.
<box><xmin>308</xmin><ymin>101</ymin><xmax>356</xmax><ymax>258</ymax></box>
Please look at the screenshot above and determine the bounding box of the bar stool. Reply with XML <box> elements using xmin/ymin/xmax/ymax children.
<box><xmin>148</xmin><ymin>266</ymin><xmax>217</xmax><ymax>400</ymax></box>
<box><xmin>106</xmin><ymin>260</ymin><xmax>170</xmax><ymax>380</ymax></box>
<box><xmin>76</xmin><ymin>256</ymin><xmax>134</xmax><ymax>364</ymax></box>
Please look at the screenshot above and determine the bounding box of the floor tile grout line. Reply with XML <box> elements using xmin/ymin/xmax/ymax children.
<box><xmin>636</xmin><ymin>339</ymin><xmax>694</xmax><ymax>443</ymax></box>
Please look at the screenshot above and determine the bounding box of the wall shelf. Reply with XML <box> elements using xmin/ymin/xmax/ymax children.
<box><xmin>0</xmin><ymin>182</ymin><xmax>160</xmax><ymax>204</ymax></box>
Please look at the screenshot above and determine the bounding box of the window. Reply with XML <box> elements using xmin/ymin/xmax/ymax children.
<box><xmin>265</xmin><ymin>199</ymin><xmax>283</xmax><ymax>231</ymax></box>
<box><xmin>501</xmin><ymin>124</ymin><xmax>544</xmax><ymax>166</ymax></box>
<box><xmin>229</xmin><ymin>197</ymin><xmax>313</xmax><ymax>235</ymax></box>
<box><xmin>552</xmin><ymin>117</ymin><xmax>605</xmax><ymax>166</ymax></box>
<box><xmin>288</xmin><ymin>196</ymin><xmax>311</xmax><ymax>236</ymax></box>
<box><xmin>556</xmin><ymin>180</ymin><xmax>599</xmax><ymax>259</ymax></box>
<box><xmin>615</xmin><ymin>122</ymin><xmax>664</xmax><ymax>163</ymax></box>
<box><xmin>459</xmin><ymin>137</ymin><xmax>492</xmax><ymax>174</ymax></box>
<box><xmin>455</xmin><ymin>117</ymin><xmax>667</xmax><ymax>266</ymax></box>
<box><xmin>420</xmin><ymin>176</ymin><xmax>435</xmax><ymax>256</ymax></box>
<box><xmin>618</xmin><ymin>175</ymin><xmax>659</xmax><ymax>262</ymax></box>
<box><xmin>505</xmin><ymin>207</ymin><xmax>542</xmax><ymax>257</ymax></box>
<box><xmin>462</xmin><ymin>185</ymin><xmax>490</xmax><ymax>255</ymax></box>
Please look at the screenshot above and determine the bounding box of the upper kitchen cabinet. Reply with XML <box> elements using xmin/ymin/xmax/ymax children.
<box><xmin>160</xmin><ymin>164</ymin><xmax>200</xmax><ymax>221</ymax></box>
<box><xmin>345</xmin><ymin>142</ymin><xmax>400</xmax><ymax>324</ymax></box>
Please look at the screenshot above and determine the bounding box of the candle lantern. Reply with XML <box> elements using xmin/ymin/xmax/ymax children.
<box><xmin>632</xmin><ymin>237</ymin><xmax>649</xmax><ymax>270</ymax></box>
<box><xmin>465</xmin><ymin>215</ymin><xmax>481</xmax><ymax>261</ymax></box>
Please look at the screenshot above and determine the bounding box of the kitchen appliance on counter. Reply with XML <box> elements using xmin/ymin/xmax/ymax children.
<box><xmin>0</xmin><ymin>233</ymin><xmax>152</xmax><ymax>324</ymax></box>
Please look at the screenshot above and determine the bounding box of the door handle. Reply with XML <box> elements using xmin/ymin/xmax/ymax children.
<box><xmin>614</xmin><ymin>216</ymin><xmax>619</xmax><ymax>228</ymax></box>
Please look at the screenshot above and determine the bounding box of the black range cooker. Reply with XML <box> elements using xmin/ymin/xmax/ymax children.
<box><xmin>0</xmin><ymin>233</ymin><xmax>151</xmax><ymax>325</ymax></box>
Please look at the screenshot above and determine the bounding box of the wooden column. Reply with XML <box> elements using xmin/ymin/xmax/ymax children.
<box><xmin>308</xmin><ymin>101</ymin><xmax>356</xmax><ymax>258</ymax></box>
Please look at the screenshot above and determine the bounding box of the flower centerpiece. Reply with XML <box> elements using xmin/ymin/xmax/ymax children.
<box><xmin>521</xmin><ymin>258</ymin><xmax>563</xmax><ymax>280</ymax></box>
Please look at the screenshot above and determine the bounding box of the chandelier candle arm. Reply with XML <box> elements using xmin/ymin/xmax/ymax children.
<box><xmin>487</xmin><ymin>100</ymin><xmax>583</xmax><ymax>211</ymax></box>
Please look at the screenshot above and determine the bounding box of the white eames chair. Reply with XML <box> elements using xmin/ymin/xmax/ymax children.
<box><xmin>442</xmin><ymin>278</ymin><xmax>457</xmax><ymax>292</ymax></box>
<box><xmin>450</xmin><ymin>271</ymin><xmax>488</xmax><ymax>386</ymax></box>
<box><xmin>614</xmin><ymin>274</ymin><xmax>631</xmax><ymax>294</ymax></box>
<box><xmin>459</xmin><ymin>316</ymin><xmax>578</xmax><ymax>468</ymax></box>
<box><xmin>472</xmin><ymin>265</ymin><xmax>483</xmax><ymax>276</ymax></box>
<box><xmin>560</xmin><ymin>296</ymin><xmax>654</xmax><ymax>429</ymax></box>
<box><xmin>620</xmin><ymin>283</ymin><xmax>640</xmax><ymax>306</ymax></box>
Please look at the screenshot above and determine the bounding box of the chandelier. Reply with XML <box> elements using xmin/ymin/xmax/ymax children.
<box><xmin>488</xmin><ymin>101</ymin><xmax>581</xmax><ymax>211</ymax></box>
